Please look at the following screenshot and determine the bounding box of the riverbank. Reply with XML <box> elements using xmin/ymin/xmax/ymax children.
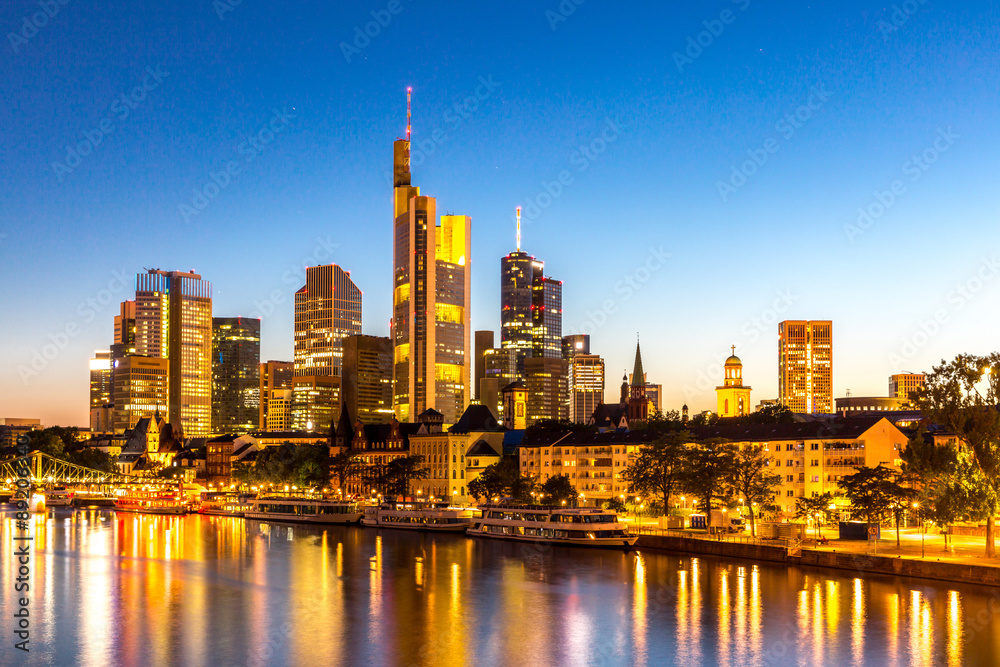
<box><xmin>635</xmin><ymin>534</ymin><xmax>1000</xmax><ymax>587</ymax></box>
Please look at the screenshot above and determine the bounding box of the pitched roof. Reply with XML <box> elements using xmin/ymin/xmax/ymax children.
<box><xmin>466</xmin><ymin>439</ymin><xmax>500</xmax><ymax>457</ymax></box>
<box><xmin>631</xmin><ymin>340</ymin><xmax>645</xmax><ymax>387</ymax></box>
<box><xmin>449</xmin><ymin>404</ymin><xmax>503</xmax><ymax>434</ymax></box>
<box><xmin>690</xmin><ymin>415</ymin><xmax>894</xmax><ymax>442</ymax></box>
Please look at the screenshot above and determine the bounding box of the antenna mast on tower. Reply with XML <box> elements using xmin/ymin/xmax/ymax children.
<box><xmin>516</xmin><ymin>206</ymin><xmax>521</xmax><ymax>252</ymax></box>
<box><xmin>406</xmin><ymin>86</ymin><xmax>411</xmax><ymax>141</ymax></box>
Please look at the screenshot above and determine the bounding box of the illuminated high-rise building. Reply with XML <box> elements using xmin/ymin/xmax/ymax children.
<box><xmin>111</xmin><ymin>355</ymin><xmax>169</xmax><ymax>432</ymax></box>
<box><xmin>568</xmin><ymin>353</ymin><xmax>605</xmax><ymax>424</ymax></box>
<box><xmin>293</xmin><ymin>264</ymin><xmax>362</xmax><ymax>378</ymax></box>
<box><xmin>89</xmin><ymin>351</ymin><xmax>112</xmax><ymax>431</ymax></box>
<box><xmin>342</xmin><ymin>334</ymin><xmax>393</xmax><ymax>424</ymax></box>
<box><xmin>391</xmin><ymin>89</ymin><xmax>472</xmax><ymax>423</ymax></box>
<box><xmin>259</xmin><ymin>360</ymin><xmax>293</xmax><ymax>429</ymax></box>
<box><xmin>474</xmin><ymin>330</ymin><xmax>494</xmax><ymax>400</ymax></box>
<box><xmin>211</xmin><ymin>317</ymin><xmax>261</xmax><ymax>434</ymax></box>
<box><xmin>889</xmin><ymin>373</ymin><xmax>925</xmax><ymax>404</ymax></box>
<box><xmin>778</xmin><ymin>320</ymin><xmax>833</xmax><ymax>414</ymax></box>
<box><xmin>135</xmin><ymin>269</ymin><xmax>213</xmax><ymax>437</ymax></box>
<box><xmin>291</xmin><ymin>375</ymin><xmax>340</xmax><ymax>432</ymax></box>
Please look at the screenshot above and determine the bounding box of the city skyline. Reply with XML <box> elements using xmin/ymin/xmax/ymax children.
<box><xmin>4</xmin><ymin>2</ymin><xmax>999</xmax><ymax>427</ymax></box>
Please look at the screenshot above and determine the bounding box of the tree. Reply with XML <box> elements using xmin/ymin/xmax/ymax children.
<box><xmin>540</xmin><ymin>474</ymin><xmax>576</xmax><ymax>505</ymax></box>
<box><xmin>329</xmin><ymin>450</ymin><xmax>364</xmax><ymax>495</ymax></box>
<box><xmin>731</xmin><ymin>445</ymin><xmax>783</xmax><ymax>537</ymax></box>
<box><xmin>467</xmin><ymin>456</ymin><xmax>535</xmax><ymax>502</ymax></box>
<box><xmin>26</xmin><ymin>430</ymin><xmax>66</xmax><ymax>458</ymax></box>
<box><xmin>838</xmin><ymin>465</ymin><xmax>900</xmax><ymax>547</ymax></box>
<box><xmin>915</xmin><ymin>353</ymin><xmax>1000</xmax><ymax>557</ymax></box>
<box><xmin>384</xmin><ymin>455</ymin><xmax>430</xmax><ymax>499</ymax></box>
<box><xmin>795</xmin><ymin>492</ymin><xmax>838</xmax><ymax>539</ymax></box>
<box><xmin>679</xmin><ymin>439</ymin><xmax>736</xmax><ymax>528</ymax></box>
<box><xmin>621</xmin><ymin>431</ymin><xmax>688</xmax><ymax>514</ymax></box>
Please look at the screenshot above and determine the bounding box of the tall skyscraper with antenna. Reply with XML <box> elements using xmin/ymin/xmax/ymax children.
<box><xmin>391</xmin><ymin>89</ymin><xmax>471</xmax><ymax>423</ymax></box>
<box><xmin>500</xmin><ymin>208</ymin><xmax>566</xmax><ymax>423</ymax></box>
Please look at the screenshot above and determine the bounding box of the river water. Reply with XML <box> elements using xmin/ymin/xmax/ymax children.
<box><xmin>2</xmin><ymin>509</ymin><xmax>999</xmax><ymax>666</ymax></box>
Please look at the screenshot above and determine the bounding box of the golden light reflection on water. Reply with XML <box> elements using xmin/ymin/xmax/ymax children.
<box><xmin>633</xmin><ymin>554</ymin><xmax>647</xmax><ymax>665</ymax></box>
<box><xmin>0</xmin><ymin>511</ymin><xmax>994</xmax><ymax>666</ymax></box>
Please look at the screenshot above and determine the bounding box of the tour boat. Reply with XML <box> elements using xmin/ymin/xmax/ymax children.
<box><xmin>467</xmin><ymin>504</ymin><xmax>638</xmax><ymax>548</ymax></box>
<box><xmin>43</xmin><ymin>486</ymin><xmax>74</xmax><ymax>507</ymax></box>
<box><xmin>114</xmin><ymin>488</ymin><xmax>190</xmax><ymax>515</ymax></box>
<box><xmin>244</xmin><ymin>497</ymin><xmax>363</xmax><ymax>525</ymax></box>
<box><xmin>198</xmin><ymin>492</ymin><xmax>254</xmax><ymax>517</ymax></box>
<box><xmin>361</xmin><ymin>500</ymin><xmax>476</xmax><ymax>532</ymax></box>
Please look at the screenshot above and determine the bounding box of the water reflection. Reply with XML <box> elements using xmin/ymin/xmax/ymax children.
<box><xmin>0</xmin><ymin>510</ymin><xmax>996</xmax><ymax>666</ymax></box>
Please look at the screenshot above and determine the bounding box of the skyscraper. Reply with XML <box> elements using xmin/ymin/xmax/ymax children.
<box><xmin>211</xmin><ymin>317</ymin><xmax>261</xmax><ymax>434</ymax></box>
<box><xmin>135</xmin><ymin>269</ymin><xmax>212</xmax><ymax>436</ymax></box>
<box><xmin>89</xmin><ymin>351</ymin><xmax>112</xmax><ymax>431</ymax></box>
<box><xmin>474</xmin><ymin>330</ymin><xmax>495</xmax><ymax>400</ymax></box>
<box><xmin>293</xmin><ymin>264</ymin><xmax>362</xmax><ymax>378</ymax></box>
<box><xmin>778</xmin><ymin>320</ymin><xmax>833</xmax><ymax>414</ymax></box>
<box><xmin>392</xmin><ymin>89</ymin><xmax>472</xmax><ymax>423</ymax></box>
<box><xmin>111</xmin><ymin>355</ymin><xmax>169</xmax><ymax>432</ymax></box>
<box><xmin>342</xmin><ymin>334</ymin><xmax>393</xmax><ymax>424</ymax></box>
<box><xmin>259</xmin><ymin>360</ymin><xmax>293</xmax><ymax>429</ymax></box>
<box><xmin>568</xmin><ymin>352</ymin><xmax>605</xmax><ymax>424</ymax></box>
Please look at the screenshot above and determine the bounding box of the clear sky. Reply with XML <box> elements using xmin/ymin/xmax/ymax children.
<box><xmin>2</xmin><ymin>1</ymin><xmax>998</xmax><ymax>427</ymax></box>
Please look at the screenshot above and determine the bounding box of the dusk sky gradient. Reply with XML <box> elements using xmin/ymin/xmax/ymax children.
<box><xmin>2</xmin><ymin>1</ymin><xmax>998</xmax><ymax>427</ymax></box>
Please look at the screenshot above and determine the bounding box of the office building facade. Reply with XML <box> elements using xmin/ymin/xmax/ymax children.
<box><xmin>211</xmin><ymin>317</ymin><xmax>261</xmax><ymax>434</ymax></box>
<box><xmin>391</xmin><ymin>96</ymin><xmax>471</xmax><ymax>424</ymax></box>
<box><xmin>778</xmin><ymin>320</ymin><xmax>833</xmax><ymax>414</ymax></box>
<box><xmin>293</xmin><ymin>264</ymin><xmax>362</xmax><ymax>378</ymax></box>
<box><xmin>259</xmin><ymin>360</ymin><xmax>293</xmax><ymax>429</ymax></box>
<box><xmin>111</xmin><ymin>356</ymin><xmax>169</xmax><ymax>432</ymax></box>
<box><xmin>135</xmin><ymin>270</ymin><xmax>213</xmax><ymax>436</ymax></box>
<box><xmin>342</xmin><ymin>335</ymin><xmax>393</xmax><ymax>424</ymax></box>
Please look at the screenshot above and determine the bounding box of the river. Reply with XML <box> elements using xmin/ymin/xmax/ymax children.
<box><xmin>2</xmin><ymin>509</ymin><xmax>999</xmax><ymax>666</ymax></box>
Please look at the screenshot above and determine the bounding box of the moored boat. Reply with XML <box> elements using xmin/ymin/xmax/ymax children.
<box><xmin>244</xmin><ymin>497</ymin><xmax>362</xmax><ymax>525</ymax></box>
<box><xmin>361</xmin><ymin>500</ymin><xmax>476</xmax><ymax>532</ymax></box>
<box><xmin>43</xmin><ymin>486</ymin><xmax>74</xmax><ymax>507</ymax></box>
<box><xmin>467</xmin><ymin>504</ymin><xmax>637</xmax><ymax>548</ymax></box>
<box><xmin>198</xmin><ymin>491</ymin><xmax>253</xmax><ymax>517</ymax></box>
<box><xmin>114</xmin><ymin>488</ymin><xmax>189</xmax><ymax>515</ymax></box>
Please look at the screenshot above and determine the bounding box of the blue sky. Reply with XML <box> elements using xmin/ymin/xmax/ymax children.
<box><xmin>2</xmin><ymin>1</ymin><xmax>998</xmax><ymax>426</ymax></box>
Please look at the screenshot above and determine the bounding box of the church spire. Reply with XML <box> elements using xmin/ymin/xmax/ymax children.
<box><xmin>631</xmin><ymin>339</ymin><xmax>645</xmax><ymax>388</ymax></box>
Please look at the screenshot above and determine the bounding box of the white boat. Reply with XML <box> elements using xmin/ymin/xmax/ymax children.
<box><xmin>114</xmin><ymin>488</ymin><xmax>189</xmax><ymax>515</ymax></box>
<box><xmin>245</xmin><ymin>497</ymin><xmax>363</xmax><ymax>525</ymax></box>
<box><xmin>468</xmin><ymin>504</ymin><xmax>638</xmax><ymax>549</ymax></box>
<box><xmin>198</xmin><ymin>492</ymin><xmax>253</xmax><ymax>517</ymax></box>
<box><xmin>361</xmin><ymin>500</ymin><xmax>476</xmax><ymax>532</ymax></box>
<box><xmin>43</xmin><ymin>487</ymin><xmax>74</xmax><ymax>507</ymax></box>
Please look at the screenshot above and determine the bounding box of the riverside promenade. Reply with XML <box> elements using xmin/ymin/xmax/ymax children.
<box><xmin>622</xmin><ymin>516</ymin><xmax>1000</xmax><ymax>587</ymax></box>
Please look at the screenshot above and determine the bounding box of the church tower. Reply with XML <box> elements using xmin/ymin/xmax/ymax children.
<box><xmin>627</xmin><ymin>340</ymin><xmax>648</xmax><ymax>422</ymax></box>
<box><xmin>716</xmin><ymin>346</ymin><xmax>752</xmax><ymax>418</ymax></box>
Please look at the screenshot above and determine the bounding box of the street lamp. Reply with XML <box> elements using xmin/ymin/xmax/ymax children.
<box><xmin>914</xmin><ymin>501</ymin><xmax>924</xmax><ymax>558</ymax></box>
